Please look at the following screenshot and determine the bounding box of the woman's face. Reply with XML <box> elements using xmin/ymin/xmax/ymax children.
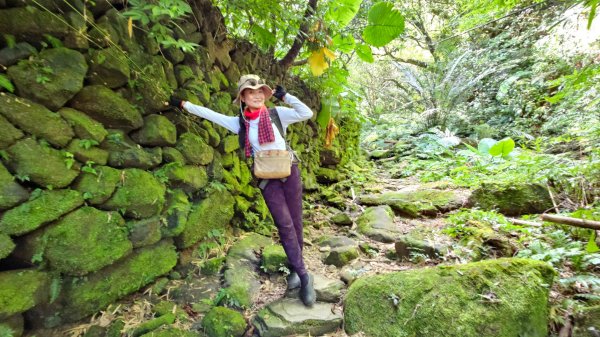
<box><xmin>241</xmin><ymin>88</ymin><xmax>266</xmax><ymax>110</ymax></box>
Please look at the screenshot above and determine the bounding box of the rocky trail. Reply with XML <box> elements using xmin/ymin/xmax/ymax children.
<box><xmin>25</xmin><ymin>160</ymin><xmax>557</xmax><ymax>337</ymax></box>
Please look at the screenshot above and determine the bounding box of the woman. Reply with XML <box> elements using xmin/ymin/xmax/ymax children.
<box><xmin>169</xmin><ymin>74</ymin><xmax>316</xmax><ymax>307</ymax></box>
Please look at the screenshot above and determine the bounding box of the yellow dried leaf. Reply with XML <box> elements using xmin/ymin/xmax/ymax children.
<box><xmin>323</xmin><ymin>47</ymin><xmax>336</xmax><ymax>61</ymax></box>
<box><xmin>308</xmin><ymin>49</ymin><xmax>328</xmax><ymax>76</ymax></box>
<box><xmin>325</xmin><ymin>117</ymin><xmax>339</xmax><ymax>148</ymax></box>
<box><xmin>128</xmin><ymin>17</ymin><xmax>133</xmax><ymax>39</ymax></box>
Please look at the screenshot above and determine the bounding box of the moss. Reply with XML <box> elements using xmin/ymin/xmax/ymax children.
<box><xmin>44</xmin><ymin>207</ymin><xmax>132</xmax><ymax>276</ymax></box>
<box><xmin>202</xmin><ymin>306</ymin><xmax>246</xmax><ymax>337</ymax></box>
<box><xmin>344</xmin><ymin>258</ymin><xmax>555</xmax><ymax>337</ymax></box>
<box><xmin>175</xmin><ymin>65</ymin><xmax>195</xmax><ymax>86</ymax></box>
<box><xmin>0</xmin><ymin>114</ymin><xmax>24</xmax><ymax>149</ymax></box>
<box><xmin>331</xmin><ymin>213</ymin><xmax>352</xmax><ymax>226</ymax></box>
<box><xmin>153</xmin><ymin>301</ymin><xmax>189</xmax><ymax>321</ymax></box>
<box><xmin>200</xmin><ymin>120</ymin><xmax>221</xmax><ymax>147</ymax></box>
<box><xmin>176</xmin><ymin>190</ymin><xmax>234</xmax><ymax>248</ymax></box>
<box><xmin>58</xmin><ymin>108</ymin><xmax>108</xmax><ymax>143</ymax></box>
<box><xmin>0</xmin><ymin>7</ymin><xmax>70</xmax><ymax>45</ymax></box>
<box><xmin>356</xmin><ymin>205</ymin><xmax>396</xmax><ymax>240</ymax></box>
<box><xmin>164</xmin><ymin>165</ymin><xmax>208</xmax><ymax>193</ymax></box>
<box><xmin>221</xmin><ymin>135</ymin><xmax>240</xmax><ymax>153</ymax></box>
<box><xmin>66</xmin><ymin>139</ymin><xmax>109</xmax><ymax>165</ymax></box>
<box><xmin>139</xmin><ymin>327</ymin><xmax>200</xmax><ymax>337</ymax></box>
<box><xmin>0</xmin><ymin>314</ymin><xmax>24</xmax><ymax>337</ymax></box>
<box><xmin>359</xmin><ymin>189</ymin><xmax>461</xmax><ymax>218</ymax></box>
<box><xmin>87</xmin><ymin>46</ymin><xmax>130</xmax><ymax>89</ymax></box>
<box><xmin>201</xmin><ymin>257</ymin><xmax>225</xmax><ymax>276</ymax></box>
<box><xmin>130</xmin><ymin>313</ymin><xmax>175</xmax><ymax>337</ymax></box>
<box><xmin>106</xmin><ymin>319</ymin><xmax>125</xmax><ymax>337</ymax></box>
<box><xmin>132</xmin><ymin>57</ymin><xmax>171</xmax><ymax>115</ymax></box>
<box><xmin>324</xmin><ymin>246</ymin><xmax>359</xmax><ymax>267</ymax></box>
<box><xmin>261</xmin><ymin>245</ymin><xmax>288</xmax><ymax>273</ymax></box>
<box><xmin>573</xmin><ymin>305</ymin><xmax>600</xmax><ymax>337</ymax></box>
<box><xmin>161</xmin><ymin>189</ymin><xmax>190</xmax><ymax>238</ymax></box>
<box><xmin>468</xmin><ymin>183</ymin><xmax>553</xmax><ymax>216</ymax></box>
<box><xmin>131</xmin><ymin>115</ymin><xmax>177</xmax><ymax>147</ymax></box>
<box><xmin>161</xmin><ymin>147</ymin><xmax>186</xmax><ymax>165</ymax></box>
<box><xmin>0</xmin><ymin>189</ymin><xmax>84</xmax><ymax>236</ymax></box>
<box><xmin>101</xmin><ymin>168</ymin><xmax>166</xmax><ymax>219</ymax></box>
<box><xmin>127</xmin><ymin>216</ymin><xmax>162</xmax><ymax>248</ymax></box>
<box><xmin>0</xmin><ymin>269</ymin><xmax>49</xmax><ymax>319</ymax></box>
<box><xmin>0</xmin><ymin>233</ymin><xmax>15</xmax><ymax>260</ymax></box>
<box><xmin>107</xmin><ymin>146</ymin><xmax>163</xmax><ymax>170</ymax></box>
<box><xmin>0</xmin><ymin>162</ymin><xmax>29</xmax><ymax>210</ymax></box>
<box><xmin>6</xmin><ymin>138</ymin><xmax>80</xmax><ymax>188</ymax></box>
<box><xmin>176</xmin><ymin>133</ymin><xmax>214</xmax><ymax>165</ymax></box>
<box><xmin>73</xmin><ymin>165</ymin><xmax>121</xmax><ymax>205</ymax></box>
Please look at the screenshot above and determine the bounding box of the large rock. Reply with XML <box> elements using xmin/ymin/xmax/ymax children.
<box><xmin>127</xmin><ymin>216</ymin><xmax>162</xmax><ymax>248</ymax></box>
<box><xmin>0</xmin><ymin>42</ymin><xmax>37</xmax><ymax>67</ymax></box>
<box><xmin>160</xmin><ymin>164</ymin><xmax>208</xmax><ymax>194</ymax></box>
<box><xmin>0</xmin><ymin>7</ymin><xmax>70</xmax><ymax>42</ymax></box>
<box><xmin>286</xmin><ymin>274</ymin><xmax>345</xmax><ymax>303</ymax></box>
<box><xmin>0</xmin><ymin>233</ymin><xmax>15</xmax><ymax>260</ymax></box>
<box><xmin>41</xmin><ymin>207</ymin><xmax>132</xmax><ymax>275</ymax></box>
<box><xmin>0</xmin><ymin>162</ymin><xmax>29</xmax><ymax>211</ymax></box>
<box><xmin>261</xmin><ymin>244</ymin><xmax>288</xmax><ymax>273</ymax></box>
<box><xmin>176</xmin><ymin>132</ymin><xmax>214</xmax><ymax>165</ymax></box>
<box><xmin>66</xmin><ymin>139</ymin><xmax>109</xmax><ymax>165</ymax></box>
<box><xmin>356</xmin><ymin>205</ymin><xmax>402</xmax><ymax>243</ymax></box>
<box><xmin>176</xmin><ymin>190</ymin><xmax>234</xmax><ymax>248</ymax></box>
<box><xmin>26</xmin><ymin>240</ymin><xmax>177</xmax><ymax>327</ymax></box>
<box><xmin>0</xmin><ymin>269</ymin><xmax>49</xmax><ymax>320</ymax></box>
<box><xmin>0</xmin><ymin>94</ymin><xmax>74</xmax><ymax>147</ymax></box>
<box><xmin>130</xmin><ymin>115</ymin><xmax>177</xmax><ymax>147</ymax></box>
<box><xmin>324</xmin><ymin>246</ymin><xmax>359</xmax><ymax>267</ymax></box>
<box><xmin>101</xmin><ymin>168</ymin><xmax>166</xmax><ymax>219</ymax></box>
<box><xmin>395</xmin><ymin>236</ymin><xmax>447</xmax><ymax>259</ymax></box>
<box><xmin>73</xmin><ymin>165</ymin><xmax>121</xmax><ymax>205</ymax></box>
<box><xmin>58</xmin><ymin>107</ymin><xmax>108</xmax><ymax>143</ymax></box>
<box><xmin>87</xmin><ymin>47</ymin><xmax>130</xmax><ymax>88</ymax></box>
<box><xmin>344</xmin><ymin>258</ymin><xmax>555</xmax><ymax>337</ymax></box>
<box><xmin>0</xmin><ymin>189</ymin><xmax>83</xmax><ymax>236</ymax></box>
<box><xmin>253</xmin><ymin>298</ymin><xmax>343</xmax><ymax>337</ymax></box>
<box><xmin>5</xmin><ymin>138</ymin><xmax>80</xmax><ymax>188</ymax></box>
<box><xmin>201</xmin><ymin>306</ymin><xmax>246</xmax><ymax>337</ymax></box>
<box><xmin>70</xmin><ymin>85</ymin><xmax>143</xmax><ymax>131</ymax></box>
<box><xmin>0</xmin><ymin>114</ymin><xmax>24</xmax><ymax>149</ymax></box>
<box><xmin>160</xmin><ymin>189</ymin><xmax>190</xmax><ymax>238</ymax></box>
<box><xmin>7</xmin><ymin>48</ymin><xmax>87</xmax><ymax>110</ymax></box>
<box><xmin>359</xmin><ymin>189</ymin><xmax>466</xmax><ymax>218</ymax></box>
<box><xmin>131</xmin><ymin>57</ymin><xmax>171</xmax><ymax>115</ymax></box>
<box><xmin>468</xmin><ymin>183</ymin><xmax>553</xmax><ymax>216</ymax></box>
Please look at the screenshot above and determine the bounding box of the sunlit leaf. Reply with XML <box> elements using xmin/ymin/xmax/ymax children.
<box><xmin>588</xmin><ymin>0</ymin><xmax>598</xmax><ymax>30</ymax></box>
<box><xmin>128</xmin><ymin>17</ymin><xmax>133</xmax><ymax>38</ymax></box>
<box><xmin>332</xmin><ymin>34</ymin><xmax>355</xmax><ymax>53</ymax></box>
<box><xmin>0</xmin><ymin>74</ymin><xmax>15</xmax><ymax>93</ymax></box>
<box><xmin>326</xmin><ymin>0</ymin><xmax>362</xmax><ymax>28</ymax></box>
<box><xmin>323</xmin><ymin>47</ymin><xmax>336</xmax><ymax>61</ymax></box>
<box><xmin>489</xmin><ymin>137</ymin><xmax>515</xmax><ymax>157</ymax></box>
<box><xmin>362</xmin><ymin>2</ymin><xmax>405</xmax><ymax>47</ymax></box>
<box><xmin>355</xmin><ymin>44</ymin><xmax>374</xmax><ymax>63</ymax></box>
<box><xmin>477</xmin><ymin>138</ymin><xmax>497</xmax><ymax>154</ymax></box>
<box><xmin>250</xmin><ymin>24</ymin><xmax>276</xmax><ymax>50</ymax></box>
<box><xmin>308</xmin><ymin>48</ymin><xmax>335</xmax><ymax>76</ymax></box>
<box><xmin>586</xmin><ymin>231</ymin><xmax>600</xmax><ymax>253</ymax></box>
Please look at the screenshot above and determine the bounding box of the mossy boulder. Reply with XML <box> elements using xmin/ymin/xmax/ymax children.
<box><xmin>0</xmin><ymin>94</ymin><xmax>74</xmax><ymax>147</ymax></box>
<box><xmin>0</xmin><ymin>189</ymin><xmax>83</xmax><ymax>236</ymax></box>
<box><xmin>161</xmin><ymin>147</ymin><xmax>186</xmax><ymax>165</ymax></box>
<box><xmin>176</xmin><ymin>190</ymin><xmax>234</xmax><ymax>248</ymax></box>
<box><xmin>70</xmin><ymin>85</ymin><xmax>143</xmax><ymax>131</ymax></box>
<box><xmin>468</xmin><ymin>183</ymin><xmax>553</xmax><ymax>216</ymax></box>
<box><xmin>26</xmin><ymin>240</ymin><xmax>177</xmax><ymax>326</ymax></box>
<box><xmin>131</xmin><ymin>57</ymin><xmax>171</xmax><ymax>115</ymax></box>
<box><xmin>201</xmin><ymin>256</ymin><xmax>225</xmax><ymax>276</ymax></box>
<box><xmin>5</xmin><ymin>138</ymin><xmax>80</xmax><ymax>188</ymax></box>
<box><xmin>0</xmin><ymin>162</ymin><xmax>29</xmax><ymax>211</ymax></box>
<box><xmin>395</xmin><ymin>236</ymin><xmax>446</xmax><ymax>259</ymax></box>
<box><xmin>42</xmin><ymin>207</ymin><xmax>132</xmax><ymax>275</ymax></box>
<box><xmin>161</xmin><ymin>189</ymin><xmax>190</xmax><ymax>238</ymax></box>
<box><xmin>139</xmin><ymin>327</ymin><xmax>199</xmax><ymax>337</ymax></box>
<box><xmin>0</xmin><ymin>269</ymin><xmax>49</xmax><ymax>320</ymax></box>
<box><xmin>0</xmin><ymin>314</ymin><xmax>24</xmax><ymax>337</ymax></box>
<box><xmin>0</xmin><ymin>41</ymin><xmax>36</xmax><ymax>67</ymax></box>
<box><xmin>359</xmin><ymin>189</ymin><xmax>465</xmax><ymax>218</ymax></box>
<box><xmin>0</xmin><ymin>233</ymin><xmax>15</xmax><ymax>260</ymax></box>
<box><xmin>176</xmin><ymin>132</ymin><xmax>214</xmax><ymax>165</ymax></box>
<box><xmin>73</xmin><ymin>165</ymin><xmax>121</xmax><ymax>205</ymax></box>
<box><xmin>356</xmin><ymin>206</ymin><xmax>401</xmax><ymax>243</ymax></box>
<box><xmin>315</xmin><ymin>167</ymin><xmax>344</xmax><ymax>184</ymax></box>
<box><xmin>127</xmin><ymin>216</ymin><xmax>162</xmax><ymax>248</ymax></box>
<box><xmin>0</xmin><ymin>115</ymin><xmax>24</xmax><ymax>149</ymax></box>
<box><xmin>331</xmin><ymin>212</ymin><xmax>352</xmax><ymax>226</ymax></box>
<box><xmin>344</xmin><ymin>258</ymin><xmax>555</xmax><ymax>337</ymax></box>
<box><xmin>108</xmin><ymin>146</ymin><xmax>163</xmax><ymax>169</ymax></box>
<box><xmin>66</xmin><ymin>139</ymin><xmax>109</xmax><ymax>165</ymax></box>
<box><xmin>221</xmin><ymin>135</ymin><xmax>240</xmax><ymax>153</ymax></box>
<box><xmin>174</xmin><ymin>65</ymin><xmax>195</xmax><ymax>86</ymax></box>
<box><xmin>101</xmin><ymin>168</ymin><xmax>166</xmax><ymax>219</ymax></box>
<box><xmin>160</xmin><ymin>164</ymin><xmax>208</xmax><ymax>193</ymax></box>
<box><xmin>261</xmin><ymin>245</ymin><xmax>288</xmax><ymax>273</ymax></box>
<box><xmin>87</xmin><ymin>46</ymin><xmax>130</xmax><ymax>88</ymax></box>
<box><xmin>573</xmin><ymin>305</ymin><xmax>600</xmax><ymax>337</ymax></box>
<box><xmin>131</xmin><ymin>115</ymin><xmax>177</xmax><ymax>147</ymax></box>
<box><xmin>58</xmin><ymin>108</ymin><xmax>108</xmax><ymax>143</ymax></box>
<box><xmin>7</xmin><ymin>48</ymin><xmax>87</xmax><ymax>110</ymax></box>
<box><xmin>324</xmin><ymin>246</ymin><xmax>359</xmax><ymax>267</ymax></box>
<box><xmin>202</xmin><ymin>306</ymin><xmax>246</xmax><ymax>337</ymax></box>
<box><xmin>129</xmin><ymin>313</ymin><xmax>175</xmax><ymax>337</ymax></box>
<box><xmin>0</xmin><ymin>7</ymin><xmax>69</xmax><ymax>44</ymax></box>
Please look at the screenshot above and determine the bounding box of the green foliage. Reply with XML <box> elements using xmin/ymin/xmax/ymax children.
<box><xmin>325</xmin><ymin>0</ymin><xmax>362</xmax><ymax>28</ymax></box>
<box><xmin>362</xmin><ymin>2</ymin><xmax>405</xmax><ymax>47</ymax></box>
<box><xmin>213</xmin><ymin>288</ymin><xmax>241</xmax><ymax>308</ymax></box>
<box><xmin>63</xmin><ymin>151</ymin><xmax>75</xmax><ymax>169</ymax></box>
<box><xmin>78</xmin><ymin>139</ymin><xmax>99</xmax><ymax>150</ymax></box>
<box><xmin>0</xmin><ymin>74</ymin><xmax>15</xmax><ymax>93</ymax></box>
<box><xmin>196</xmin><ymin>229</ymin><xmax>227</xmax><ymax>260</ymax></box>
<box><xmin>123</xmin><ymin>0</ymin><xmax>199</xmax><ymax>53</ymax></box>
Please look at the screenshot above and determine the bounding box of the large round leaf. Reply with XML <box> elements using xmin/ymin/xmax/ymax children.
<box><xmin>325</xmin><ymin>0</ymin><xmax>362</xmax><ymax>28</ymax></box>
<box><xmin>332</xmin><ymin>34</ymin><xmax>356</xmax><ymax>53</ymax></box>
<box><xmin>362</xmin><ymin>2</ymin><xmax>405</xmax><ymax>47</ymax></box>
<box><xmin>355</xmin><ymin>44</ymin><xmax>374</xmax><ymax>63</ymax></box>
<box><xmin>477</xmin><ymin>138</ymin><xmax>497</xmax><ymax>155</ymax></box>
<box><xmin>489</xmin><ymin>137</ymin><xmax>515</xmax><ymax>157</ymax></box>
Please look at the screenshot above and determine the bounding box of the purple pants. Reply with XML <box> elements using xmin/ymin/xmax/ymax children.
<box><xmin>260</xmin><ymin>164</ymin><xmax>307</xmax><ymax>277</ymax></box>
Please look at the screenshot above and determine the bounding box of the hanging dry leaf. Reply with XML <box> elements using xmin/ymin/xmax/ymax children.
<box><xmin>308</xmin><ymin>47</ymin><xmax>336</xmax><ymax>76</ymax></box>
<box><xmin>325</xmin><ymin>117</ymin><xmax>339</xmax><ymax>148</ymax></box>
<box><xmin>128</xmin><ymin>17</ymin><xmax>133</xmax><ymax>39</ymax></box>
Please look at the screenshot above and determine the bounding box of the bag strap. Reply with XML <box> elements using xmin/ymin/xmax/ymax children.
<box><xmin>268</xmin><ymin>107</ymin><xmax>286</xmax><ymax>138</ymax></box>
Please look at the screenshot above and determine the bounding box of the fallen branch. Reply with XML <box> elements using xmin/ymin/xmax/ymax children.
<box><xmin>508</xmin><ymin>218</ymin><xmax>542</xmax><ymax>227</ymax></box>
<box><xmin>541</xmin><ymin>214</ymin><xmax>600</xmax><ymax>230</ymax></box>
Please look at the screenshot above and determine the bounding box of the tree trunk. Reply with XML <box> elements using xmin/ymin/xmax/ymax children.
<box><xmin>541</xmin><ymin>214</ymin><xmax>600</xmax><ymax>230</ymax></box>
<box><xmin>277</xmin><ymin>0</ymin><xmax>318</xmax><ymax>70</ymax></box>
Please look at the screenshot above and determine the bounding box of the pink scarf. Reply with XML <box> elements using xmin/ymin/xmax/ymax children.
<box><xmin>244</xmin><ymin>106</ymin><xmax>275</xmax><ymax>157</ymax></box>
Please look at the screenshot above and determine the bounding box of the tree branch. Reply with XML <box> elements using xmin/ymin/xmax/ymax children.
<box><xmin>277</xmin><ymin>0</ymin><xmax>318</xmax><ymax>70</ymax></box>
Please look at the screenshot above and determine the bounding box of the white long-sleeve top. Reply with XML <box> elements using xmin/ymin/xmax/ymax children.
<box><xmin>182</xmin><ymin>93</ymin><xmax>313</xmax><ymax>154</ymax></box>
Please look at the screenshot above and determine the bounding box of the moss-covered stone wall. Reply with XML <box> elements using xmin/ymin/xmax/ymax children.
<box><xmin>0</xmin><ymin>0</ymin><xmax>359</xmax><ymax>332</ymax></box>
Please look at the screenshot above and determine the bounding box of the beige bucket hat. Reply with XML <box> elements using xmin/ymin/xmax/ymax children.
<box><xmin>233</xmin><ymin>74</ymin><xmax>273</xmax><ymax>104</ymax></box>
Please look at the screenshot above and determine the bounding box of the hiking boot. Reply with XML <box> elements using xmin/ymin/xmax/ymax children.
<box><xmin>287</xmin><ymin>271</ymin><xmax>301</xmax><ymax>290</ymax></box>
<box><xmin>299</xmin><ymin>274</ymin><xmax>316</xmax><ymax>307</ymax></box>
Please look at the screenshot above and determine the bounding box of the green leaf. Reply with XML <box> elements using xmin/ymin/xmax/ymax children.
<box><xmin>317</xmin><ymin>98</ymin><xmax>333</xmax><ymax>129</ymax></box>
<box><xmin>588</xmin><ymin>0</ymin><xmax>598</xmax><ymax>30</ymax></box>
<box><xmin>0</xmin><ymin>74</ymin><xmax>15</xmax><ymax>93</ymax></box>
<box><xmin>362</xmin><ymin>2</ymin><xmax>405</xmax><ymax>47</ymax></box>
<box><xmin>586</xmin><ymin>231</ymin><xmax>600</xmax><ymax>253</ymax></box>
<box><xmin>326</xmin><ymin>0</ymin><xmax>363</xmax><ymax>27</ymax></box>
<box><xmin>332</xmin><ymin>34</ymin><xmax>355</xmax><ymax>53</ymax></box>
<box><xmin>477</xmin><ymin>138</ymin><xmax>497</xmax><ymax>154</ymax></box>
<box><xmin>355</xmin><ymin>44</ymin><xmax>374</xmax><ymax>63</ymax></box>
<box><xmin>489</xmin><ymin>137</ymin><xmax>515</xmax><ymax>157</ymax></box>
<box><xmin>250</xmin><ymin>24</ymin><xmax>276</xmax><ymax>50</ymax></box>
